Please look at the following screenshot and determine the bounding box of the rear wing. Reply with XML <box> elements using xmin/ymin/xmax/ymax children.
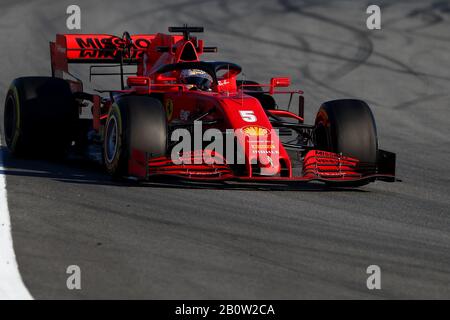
<box><xmin>50</xmin><ymin>27</ymin><xmax>215</xmax><ymax>89</ymax></box>
<box><xmin>50</xmin><ymin>34</ymin><xmax>156</xmax><ymax>77</ymax></box>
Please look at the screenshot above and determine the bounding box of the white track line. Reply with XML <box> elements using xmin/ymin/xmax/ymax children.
<box><xmin>0</xmin><ymin>139</ymin><xmax>32</xmax><ymax>299</ymax></box>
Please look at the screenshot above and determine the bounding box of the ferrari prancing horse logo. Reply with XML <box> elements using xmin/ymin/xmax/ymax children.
<box><xmin>165</xmin><ymin>99</ymin><xmax>174</xmax><ymax>120</ymax></box>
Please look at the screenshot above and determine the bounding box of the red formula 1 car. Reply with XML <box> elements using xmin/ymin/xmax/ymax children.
<box><xmin>3</xmin><ymin>26</ymin><xmax>395</xmax><ymax>186</ymax></box>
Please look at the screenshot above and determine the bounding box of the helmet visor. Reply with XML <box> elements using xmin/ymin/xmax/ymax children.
<box><xmin>180</xmin><ymin>69</ymin><xmax>213</xmax><ymax>90</ymax></box>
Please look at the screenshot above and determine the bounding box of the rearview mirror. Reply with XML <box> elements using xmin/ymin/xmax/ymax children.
<box><xmin>127</xmin><ymin>76</ymin><xmax>150</xmax><ymax>87</ymax></box>
<box><xmin>270</xmin><ymin>77</ymin><xmax>291</xmax><ymax>88</ymax></box>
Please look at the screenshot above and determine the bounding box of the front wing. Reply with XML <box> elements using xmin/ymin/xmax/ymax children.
<box><xmin>127</xmin><ymin>148</ymin><xmax>396</xmax><ymax>186</ymax></box>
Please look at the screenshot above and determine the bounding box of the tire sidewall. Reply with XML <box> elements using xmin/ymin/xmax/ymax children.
<box><xmin>315</xmin><ymin>108</ymin><xmax>331</xmax><ymax>150</ymax></box>
<box><xmin>103</xmin><ymin>103</ymin><xmax>127</xmax><ymax>175</ymax></box>
<box><xmin>4</xmin><ymin>86</ymin><xmax>21</xmax><ymax>153</ymax></box>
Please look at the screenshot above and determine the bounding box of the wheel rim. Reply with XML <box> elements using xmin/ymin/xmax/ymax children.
<box><xmin>105</xmin><ymin>116</ymin><xmax>118</xmax><ymax>163</ymax></box>
<box><xmin>4</xmin><ymin>95</ymin><xmax>17</xmax><ymax>145</ymax></box>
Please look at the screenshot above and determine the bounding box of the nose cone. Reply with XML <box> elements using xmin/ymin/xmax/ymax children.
<box><xmin>246</xmin><ymin>133</ymin><xmax>281</xmax><ymax>176</ymax></box>
<box><xmin>218</xmin><ymin>95</ymin><xmax>283</xmax><ymax>176</ymax></box>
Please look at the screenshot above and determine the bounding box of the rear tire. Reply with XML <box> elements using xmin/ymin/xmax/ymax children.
<box><xmin>3</xmin><ymin>77</ymin><xmax>78</xmax><ymax>157</ymax></box>
<box><xmin>103</xmin><ymin>96</ymin><xmax>167</xmax><ymax>178</ymax></box>
<box><xmin>314</xmin><ymin>99</ymin><xmax>378</xmax><ymax>163</ymax></box>
<box><xmin>237</xmin><ymin>80</ymin><xmax>276</xmax><ymax>110</ymax></box>
<box><xmin>236</xmin><ymin>80</ymin><xmax>263</xmax><ymax>92</ymax></box>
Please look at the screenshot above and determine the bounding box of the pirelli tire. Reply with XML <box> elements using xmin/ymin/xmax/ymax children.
<box><xmin>236</xmin><ymin>80</ymin><xmax>263</xmax><ymax>92</ymax></box>
<box><xmin>3</xmin><ymin>77</ymin><xmax>78</xmax><ymax>157</ymax></box>
<box><xmin>103</xmin><ymin>96</ymin><xmax>168</xmax><ymax>178</ymax></box>
<box><xmin>236</xmin><ymin>80</ymin><xmax>276</xmax><ymax>110</ymax></box>
<box><xmin>314</xmin><ymin>99</ymin><xmax>378</xmax><ymax>163</ymax></box>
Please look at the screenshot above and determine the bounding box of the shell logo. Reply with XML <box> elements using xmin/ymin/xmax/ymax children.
<box><xmin>242</xmin><ymin>126</ymin><xmax>269</xmax><ymax>136</ymax></box>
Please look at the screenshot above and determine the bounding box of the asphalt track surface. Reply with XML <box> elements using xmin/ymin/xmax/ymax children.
<box><xmin>0</xmin><ymin>0</ymin><xmax>449</xmax><ymax>299</ymax></box>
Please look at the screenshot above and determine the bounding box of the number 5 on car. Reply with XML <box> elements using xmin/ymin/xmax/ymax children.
<box><xmin>239</xmin><ymin>110</ymin><xmax>257</xmax><ymax>122</ymax></box>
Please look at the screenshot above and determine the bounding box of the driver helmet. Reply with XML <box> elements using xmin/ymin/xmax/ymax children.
<box><xmin>179</xmin><ymin>69</ymin><xmax>213</xmax><ymax>91</ymax></box>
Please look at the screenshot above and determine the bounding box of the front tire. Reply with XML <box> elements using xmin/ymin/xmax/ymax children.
<box><xmin>314</xmin><ymin>99</ymin><xmax>378</xmax><ymax>163</ymax></box>
<box><xmin>103</xmin><ymin>96</ymin><xmax>167</xmax><ymax>178</ymax></box>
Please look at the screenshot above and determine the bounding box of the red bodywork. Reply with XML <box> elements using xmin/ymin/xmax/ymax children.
<box><xmin>49</xmin><ymin>29</ymin><xmax>395</xmax><ymax>185</ymax></box>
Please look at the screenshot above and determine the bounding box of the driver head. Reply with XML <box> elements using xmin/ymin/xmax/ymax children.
<box><xmin>179</xmin><ymin>69</ymin><xmax>213</xmax><ymax>91</ymax></box>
